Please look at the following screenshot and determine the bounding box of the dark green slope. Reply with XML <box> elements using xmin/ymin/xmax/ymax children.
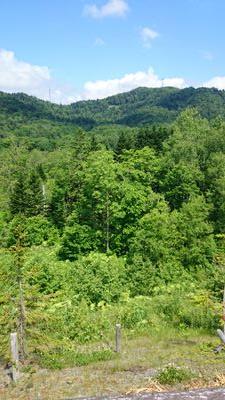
<box><xmin>71</xmin><ymin>86</ymin><xmax>225</xmax><ymax>125</ymax></box>
<box><xmin>1</xmin><ymin>86</ymin><xmax>225</xmax><ymax>129</ymax></box>
<box><xmin>0</xmin><ymin>91</ymin><xmax>96</xmax><ymax>129</ymax></box>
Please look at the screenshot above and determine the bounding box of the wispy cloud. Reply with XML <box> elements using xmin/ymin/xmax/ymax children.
<box><xmin>84</xmin><ymin>0</ymin><xmax>129</xmax><ymax>19</ymax></box>
<box><xmin>201</xmin><ymin>50</ymin><xmax>214</xmax><ymax>61</ymax></box>
<box><xmin>140</xmin><ymin>27</ymin><xmax>159</xmax><ymax>48</ymax></box>
<box><xmin>94</xmin><ymin>37</ymin><xmax>105</xmax><ymax>46</ymax></box>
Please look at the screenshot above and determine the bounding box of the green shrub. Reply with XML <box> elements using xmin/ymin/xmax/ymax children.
<box><xmin>3</xmin><ymin>215</ymin><xmax>59</xmax><ymax>247</ymax></box>
<box><xmin>157</xmin><ymin>366</ymin><xmax>193</xmax><ymax>385</ymax></box>
<box><xmin>151</xmin><ymin>283</ymin><xmax>219</xmax><ymax>332</ymax></box>
<box><xmin>66</xmin><ymin>252</ymin><xmax>126</xmax><ymax>304</ymax></box>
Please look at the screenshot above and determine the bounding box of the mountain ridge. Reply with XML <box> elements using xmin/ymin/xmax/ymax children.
<box><xmin>0</xmin><ymin>86</ymin><xmax>225</xmax><ymax>129</ymax></box>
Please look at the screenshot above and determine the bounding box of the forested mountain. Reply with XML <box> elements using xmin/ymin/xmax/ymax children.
<box><xmin>71</xmin><ymin>86</ymin><xmax>225</xmax><ymax>125</ymax></box>
<box><xmin>1</xmin><ymin>86</ymin><xmax>225</xmax><ymax>131</ymax></box>
<box><xmin>1</xmin><ymin>87</ymin><xmax>225</xmax><ymax>368</ymax></box>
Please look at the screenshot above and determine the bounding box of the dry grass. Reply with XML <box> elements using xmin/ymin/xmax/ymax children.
<box><xmin>126</xmin><ymin>374</ymin><xmax>225</xmax><ymax>396</ymax></box>
<box><xmin>0</xmin><ymin>328</ymin><xmax>225</xmax><ymax>400</ymax></box>
<box><xmin>126</xmin><ymin>381</ymin><xmax>167</xmax><ymax>394</ymax></box>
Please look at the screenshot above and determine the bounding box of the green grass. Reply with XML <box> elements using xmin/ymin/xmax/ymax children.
<box><xmin>39</xmin><ymin>349</ymin><xmax>116</xmax><ymax>370</ymax></box>
<box><xmin>1</xmin><ymin>327</ymin><xmax>225</xmax><ymax>400</ymax></box>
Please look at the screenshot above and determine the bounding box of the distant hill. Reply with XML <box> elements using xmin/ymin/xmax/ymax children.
<box><xmin>1</xmin><ymin>86</ymin><xmax>225</xmax><ymax>129</ymax></box>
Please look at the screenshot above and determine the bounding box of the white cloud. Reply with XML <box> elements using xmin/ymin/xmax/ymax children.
<box><xmin>84</xmin><ymin>0</ymin><xmax>129</xmax><ymax>19</ymax></box>
<box><xmin>94</xmin><ymin>37</ymin><xmax>105</xmax><ymax>46</ymax></box>
<box><xmin>0</xmin><ymin>49</ymin><xmax>79</xmax><ymax>104</ymax></box>
<box><xmin>0</xmin><ymin>51</ymin><xmax>187</xmax><ymax>102</ymax></box>
<box><xmin>140</xmin><ymin>27</ymin><xmax>159</xmax><ymax>48</ymax></box>
<box><xmin>3</xmin><ymin>48</ymin><xmax>212</xmax><ymax>105</ymax></box>
<box><xmin>82</xmin><ymin>68</ymin><xmax>187</xmax><ymax>100</ymax></box>
<box><xmin>203</xmin><ymin>76</ymin><xmax>225</xmax><ymax>90</ymax></box>
<box><xmin>0</xmin><ymin>49</ymin><xmax>50</xmax><ymax>90</ymax></box>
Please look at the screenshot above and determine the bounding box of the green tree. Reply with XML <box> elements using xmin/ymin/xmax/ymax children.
<box><xmin>26</xmin><ymin>170</ymin><xmax>44</xmax><ymax>216</ymax></box>
<box><xmin>66</xmin><ymin>252</ymin><xmax>126</xmax><ymax>304</ymax></box>
<box><xmin>136</xmin><ymin>125</ymin><xmax>171</xmax><ymax>152</ymax></box>
<box><xmin>205</xmin><ymin>153</ymin><xmax>225</xmax><ymax>232</ymax></box>
<box><xmin>177</xmin><ymin>196</ymin><xmax>216</xmax><ymax>271</ymax></box>
<box><xmin>9</xmin><ymin>169</ymin><xmax>44</xmax><ymax>217</ymax></box>
<box><xmin>49</xmin><ymin>183</ymin><xmax>66</xmax><ymax>229</ymax></box>
<box><xmin>58</xmin><ymin>212</ymin><xmax>97</xmax><ymax>260</ymax></box>
<box><xmin>9</xmin><ymin>173</ymin><xmax>28</xmax><ymax>215</ymax></box>
<box><xmin>160</xmin><ymin>161</ymin><xmax>202</xmax><ymax>209</ymax></box>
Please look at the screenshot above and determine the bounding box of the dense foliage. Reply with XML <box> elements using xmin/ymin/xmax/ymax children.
<box><xmin>1</xmin><ymin>86</ymin><xmax>225</xmax><ymax>134</ymax></box>
<box><xmin>0</xmin><ymin>88</ymin><xmax>225</xmax><ymax>366</ymax></box>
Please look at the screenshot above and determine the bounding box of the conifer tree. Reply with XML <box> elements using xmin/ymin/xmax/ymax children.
<box><xmin>49</xmin><ymin>184</ymin><xmax>66</xmax><ymax>229</ymax></box>
<box><xmin>0</xmin><ymin>217</ymin><xmax>61</xmax><ymax>361</ymax></box>
<box><xmin>26</xmin><ymin>170</ymin><xmax>44</xmax><ymax>216</ymax></box>
<box><xmin>10</xmin><ymin>173</ymin><xmax>28</xmax><ymax>215</ymax></box>
<box><xmin>115</xmin><ymin>131</ymin><xmax>130</xmax><ymax>154</ymax></box>
<box><xmin>10</xmin><ymin>169</ymin><xmax>44</xmax><ymax>217</ymax></box>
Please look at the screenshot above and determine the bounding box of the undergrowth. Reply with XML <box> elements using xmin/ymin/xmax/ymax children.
<box><xmin>156</xmin><ymin>365</ymin><xmax>194</xmax><ymax>385</ymax></box>
<box><xmin>38</xmin><ymin>349</ymin><xmax>116</xmax><ymax>370</ymax></box>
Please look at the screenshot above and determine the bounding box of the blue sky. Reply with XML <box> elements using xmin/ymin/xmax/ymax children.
<box><xmin>0</xmin><ymin>0</ymin><xmax>224</xmax><ymax>103</ymax></box>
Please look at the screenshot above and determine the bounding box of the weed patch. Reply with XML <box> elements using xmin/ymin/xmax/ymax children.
<box><xmin>156</xmin><ymin>365</ymin><xmax>193</xmax><ymax>385</ymax></box>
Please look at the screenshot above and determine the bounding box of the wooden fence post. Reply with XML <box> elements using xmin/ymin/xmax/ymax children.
<box><xmin>223</xmin><ymin>286</ymin><xmax>225</xmax><ymax>334</ymax></box>
<box><xmin>10</xmin><ymin>332</ymin><xmax>20</xmax><ymax>382</ymax></box>
<box><xmin>217</xmin><ymin>329</ymin><xmax>225</xmax><ymax>344</ymax></box>
<box><xmin>115</xmin><ymin>324</ymin><xmax>121</xmax><ymax>353</ymax></box>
